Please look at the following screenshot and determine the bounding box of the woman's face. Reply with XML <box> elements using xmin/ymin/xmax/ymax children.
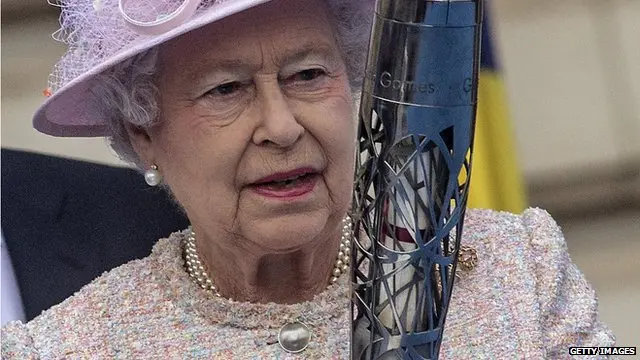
<box><xmin>133</xmin><ymin>0</ymin><xmax>355</xmax><ymax>251</ymax></box>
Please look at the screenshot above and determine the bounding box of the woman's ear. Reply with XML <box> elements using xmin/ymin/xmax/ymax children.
<box><xmin>125</xmin><ymin>122</ymin><xmax>156</xmax><ymax>166</ymax></box>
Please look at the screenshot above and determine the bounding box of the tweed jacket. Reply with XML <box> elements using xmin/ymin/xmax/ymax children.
<box><xmin>1</xmin><ymin>208</ymin><xmax>615</xmax><ymax>359</ymax></box>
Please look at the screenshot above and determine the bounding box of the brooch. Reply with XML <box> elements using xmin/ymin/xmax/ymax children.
<box><xmin>457</xmin><ymin>245</ymin><xmax>478</xmax><ymax>273</ymax></box>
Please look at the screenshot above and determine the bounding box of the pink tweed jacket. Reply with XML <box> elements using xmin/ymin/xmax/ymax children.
<box><xmin>1</xmin><ymin>208</ymin><xmax>615</xmax><ymax>359</ymax></box>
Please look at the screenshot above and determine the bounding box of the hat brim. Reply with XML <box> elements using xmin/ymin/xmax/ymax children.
<box><xmin>33</xmin><ymin>0</ymin><xmax>271</xmax><ymax>137</ymax></box>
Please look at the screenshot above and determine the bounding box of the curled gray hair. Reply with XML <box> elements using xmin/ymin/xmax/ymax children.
<box><xmin>92</xmin><ymin>0</ymin><xmax>374</xmax><ymax>167</ymax></box>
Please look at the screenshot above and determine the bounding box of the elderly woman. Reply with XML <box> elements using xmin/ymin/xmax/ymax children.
<box><xmin>2</xmin><ymin>0</ymin><xmax>614</xmax><ymax>358</ymax></box>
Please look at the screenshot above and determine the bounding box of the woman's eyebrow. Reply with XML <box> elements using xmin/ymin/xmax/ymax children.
<box><xmin>182</xmin><ymin>42</ymin><xmax>341</xmax><ymax>81</ymax></box>
<box><xmin>188</xmin><ymin>59</ymin><xmax>257</xmax><ymax>76</ymax></box>
<box><xmin>276</xmin><ymin>43</ymin><xmax>342</xmax><ymax>67</ymax></box>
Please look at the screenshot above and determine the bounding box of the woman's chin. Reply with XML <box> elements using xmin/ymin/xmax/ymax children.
<box><xmin>243</xmin><ymin>214</ymin><xmax>335</xmax><ymax>252</ymax></box>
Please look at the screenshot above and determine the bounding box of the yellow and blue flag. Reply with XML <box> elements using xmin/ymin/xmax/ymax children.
<box><xmin>467</xmin><ymin>8</ymin><xmax>527</xmax><ymax>213</ymax></box>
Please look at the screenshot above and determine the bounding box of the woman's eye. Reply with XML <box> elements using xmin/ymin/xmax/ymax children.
<box><xmin>292</xmin><ymin>69</ymin><xmax>326</xmax><ymax>82</ymax></box>
<box><xmin>206</xmin><ymin>81</ymin><xmax>242</xmax><ymax>97</ymax></box>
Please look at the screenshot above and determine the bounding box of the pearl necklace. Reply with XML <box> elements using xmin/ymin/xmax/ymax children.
<box><xmin>184</xmin><ymin>216</ymin><xmax>353</xmax><ymax>297</ymax></box>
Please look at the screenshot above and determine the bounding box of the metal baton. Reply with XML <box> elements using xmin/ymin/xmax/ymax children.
<box><xmin>351</xmin><ymin>1</ymin><xmax>483</xmax><ymax>358</ymax></box>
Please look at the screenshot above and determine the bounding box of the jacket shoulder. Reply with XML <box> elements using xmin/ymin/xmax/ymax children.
<box><xmin>462</xmin><ymin>207</ymin><xmax>567</xmax><ymax>268</ymax></box>
<box><xmin>1</xmin><ymin>238</ymin><xmax>179</xmax><ymax>358</ymax></box>
<box><xmin>443</xmin><ymin>208</ymin><xmax>614</xmax><ymax>358</ymax></box>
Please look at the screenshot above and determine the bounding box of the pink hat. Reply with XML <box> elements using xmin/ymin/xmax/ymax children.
<box><xmin>35</xmin><ymin>0</ymin><xmax>273</xmax><ymax>137</ymax></box>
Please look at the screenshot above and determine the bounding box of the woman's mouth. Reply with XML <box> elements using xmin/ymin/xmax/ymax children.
<box><xmin>250</xmin><ymin>170</ymin><xmax>320</xmax><ymax>198</ymax></box>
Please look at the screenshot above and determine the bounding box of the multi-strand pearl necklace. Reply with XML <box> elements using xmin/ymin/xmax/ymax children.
<box><xmin>184</xmin><ymin>216</ymin><xmax>353</xmax><ymax>297</ymax></box>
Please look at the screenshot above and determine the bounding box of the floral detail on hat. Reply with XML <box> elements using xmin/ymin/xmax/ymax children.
<box><xmin>45</xmin><ymin>0</ymin><xmax>219</xmax><ymax>96</ymax></box>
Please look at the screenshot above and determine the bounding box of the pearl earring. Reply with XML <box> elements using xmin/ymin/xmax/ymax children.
<box><xmin>144</xmin><ymin>164</ymin><xmax>162</xmax><ymax>186</ymax></box>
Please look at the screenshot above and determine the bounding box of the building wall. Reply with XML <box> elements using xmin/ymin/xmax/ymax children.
<box><xmin>492</xmin><ymin>0</ymin><xmax>640</xmax><ymax>178</ymax></box>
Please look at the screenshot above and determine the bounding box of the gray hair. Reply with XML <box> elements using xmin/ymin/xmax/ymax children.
<box><xmin>92</xmin><ymin>0</ymin><xmax>374</xmax><ymax>167</ymax></box>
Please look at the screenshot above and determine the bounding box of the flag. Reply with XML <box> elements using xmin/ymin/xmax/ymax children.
<box><xmin>467</xmin><ymin>7</ymin><xmax>527</xmax><ymax>213</ymax></box>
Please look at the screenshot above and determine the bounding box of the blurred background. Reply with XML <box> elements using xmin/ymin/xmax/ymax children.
<box><xmin>2</xmin><ymin>0</ymin><xmax>639</xmax><ymax>351</ymax></box>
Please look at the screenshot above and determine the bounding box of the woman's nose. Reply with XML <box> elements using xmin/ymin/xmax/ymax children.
<box><xmin>251</xmin><ymin>82</ymin><xmax>304</xmax><ymax>148</ymax></box>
